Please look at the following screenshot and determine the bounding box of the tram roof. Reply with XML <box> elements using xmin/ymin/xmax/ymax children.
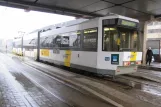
<box><xmin>27</xmin><ymin>14</ymin><xmax>140</xmax><ymax>34</ymax></box>
<box><xmin>0</xmin><ymin>0</ymin><xmax>160</xmax><ymax>20</ymax></box>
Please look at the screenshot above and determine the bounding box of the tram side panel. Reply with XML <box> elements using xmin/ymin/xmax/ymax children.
<box><xmin>40</xmin><ymin>49</ymin><xmax>65</xmax><ymax>65</ymax></box>
<box><xmin>70</xmin><ymin>51</ymin><xmax>97</xmax><ymax>73</ymax></box>
<box><xmin>39</xmin><ymin>49</ymin><xmax>98</xmax><ymax>71</ymax></box>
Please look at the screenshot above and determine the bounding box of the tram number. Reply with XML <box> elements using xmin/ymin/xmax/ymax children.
<box><xmin>53</xmin><ymin>49</ymin><xmax>60</xmax><ymax>54</ymax></box>
<box><xmin>105</xmin><ymin>57</ymin><xmax>110</xmax><ymax>61</ymax></box>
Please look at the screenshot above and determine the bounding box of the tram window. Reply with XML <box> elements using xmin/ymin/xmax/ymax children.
<box><xmin>103</xmin><ymin>27</ymin><xmax>139</xmax><ymax>51</ymax></box>
<box><xmin>69</xmin><ymin>31</ymin><xmax>81</xmax><ymax>48</ymax></box>
<box><xmin>40</xmin><ymin>37</ymin><xmax>44</xmax><ymax>48</ymax></box>
<box><xmin>40</xmin><ymin>36</ymin><xmax>53</xmax><ymax>48</ymax></box>
<box><xmin>119</xmin><ymin>29</ymin><xmax>138</xmax><ymax>51</ymax></box>
<box><xmin>83</xmin><ymin>28</ymin><xmax>97</xmax><ymax>51</ymax></box>
<box><xmin>29</xmin><ymin>39</ymin><xmax>35</xmax><ymax>45</ymax></box>
<box><xmin>28</xmin><ymin>39</ymin><xmax>36</xmax><ymax>50</ymax></box>
<box><xmin>40</xmin><ymin>37</ymin><xmax>47</xmax><ymax>48</ymax></box>
<box><xmin>53</xmin><ymin>35</ymin><xmax>61</xmax><ymax>48</ymax></box>
<box><xmin>35</xmin><ymin>39</ymin><xmax>37</xmax><ymax>46</ymax></box>
<box><xmin>60</xmin><ymin>33</ymin><xmax>70</xmax><ymax>48</ymax></box>
<box><xmin>103</xmin><ymin>27</ymin><xmax>118</xmax><ymax>51</ymax></box>
<box><xmin>45</xmin><ymin>35</ymin><xmax>53</xmax><ymax>48</ymax></box>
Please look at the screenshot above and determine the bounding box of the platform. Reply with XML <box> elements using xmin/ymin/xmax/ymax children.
<box><xmin>139</xmin><ymin>62</ymin><xmax>161</xmax><ymax>71</ymax></box>
<box><xmin>0</xmin><ymin>55</ymin><xmax>71</xmax><ymax>107</ymax></box>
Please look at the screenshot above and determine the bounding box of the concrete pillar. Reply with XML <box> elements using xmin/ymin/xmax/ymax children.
<box><xmin>138</xmin><ymin>15</ymin><xmax>155</xmax><ymax>65</ymax></box>
<box><xmin>138</xmin><ymin>21</ymin><xmax>145</xmax><ymax>51</ymax></box>
<box><xmin>142</xmin><ymin>21</ymin><xmax>148</xmax><ymax>65</ymax></box>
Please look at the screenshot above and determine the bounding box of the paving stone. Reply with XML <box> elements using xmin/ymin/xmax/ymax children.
<box><xmin>0</xmin><ymin>60</ymin><xmax>70</xmax><ymax>107</ymax></box>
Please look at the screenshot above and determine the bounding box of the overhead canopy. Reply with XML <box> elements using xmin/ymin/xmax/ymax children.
<box><xmin>0</xmin><ymin>0</ymin><xmax>160</xmax><ymax>20</ymax></box>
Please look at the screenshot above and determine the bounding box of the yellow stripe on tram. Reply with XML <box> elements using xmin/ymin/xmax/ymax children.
<box><xmin>64</xmin><ymin>50</ymin><xmax>71</xmax><ymax>67</ymax></box>
<box><xmin>41</xmin><ymin>49</ymin><xmax>50</xmax><ymax>57</ymax></box>
<box><xmin>130</xmin><ymin>52</ymin><xmax>137</xmax><ymax>61</ymax></box>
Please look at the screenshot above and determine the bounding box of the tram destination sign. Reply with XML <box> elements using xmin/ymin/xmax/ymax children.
<box><xmin>119</xmin><ymin>19</ymin><xmax>137</xmax><ymax>28</ymax></box>
<box><xmin>103</xmin><ymin>19</ymin><xmax>138</xmax><ymax>28</ymax></box>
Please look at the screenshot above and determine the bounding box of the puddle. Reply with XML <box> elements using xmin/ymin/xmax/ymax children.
<box><xmin>142</xmin><ymin>85</ymin><xmax>161</xmax><ymax>96</ymax></box>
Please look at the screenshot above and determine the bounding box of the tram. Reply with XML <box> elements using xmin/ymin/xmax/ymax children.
<box><xmin>13</xmin><ymin>37</ymin><xmax>23</xmax><ymax>56</ymax></box>
<box><xmin>13</xmin><ymin>15</ymin><xmax>142</xmax><ymax>75</ymax></box>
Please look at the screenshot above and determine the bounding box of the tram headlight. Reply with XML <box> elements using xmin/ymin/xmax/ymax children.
<box><xmin>123</xmin><ymin>61</ymin><xmax>130</xmax><ymax>66</ymax></box>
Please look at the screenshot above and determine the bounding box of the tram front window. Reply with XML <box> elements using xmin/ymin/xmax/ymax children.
<box><xmin>103</xmin><ymin>27</ymin><xmax>138</xmax><ymax>51</ymax></box>
<box><xmin>119</xmin><ymin>28</ymin><xmax>138</xmax><ymax>51</ymax></box>
<box><xmin>103</xmin><ymin>28</ymin><xmax>118</xmax><ymax>51</ymax></box>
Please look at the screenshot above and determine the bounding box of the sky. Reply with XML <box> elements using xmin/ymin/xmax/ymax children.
<box><xmin>0</xmin><ymin>6</ymin><xmax>75</xmax><ymax>40</ymax></box>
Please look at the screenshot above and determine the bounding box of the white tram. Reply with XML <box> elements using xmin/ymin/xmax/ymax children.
<box><xmin>13</xmin><ymin>37</ymin><xmax>23</xmax><ymax>56</ymax></box>
<box><xmin>13</xmin><ymin>15</ymin><xmax>142</xmax><ymax>75</ymax></box>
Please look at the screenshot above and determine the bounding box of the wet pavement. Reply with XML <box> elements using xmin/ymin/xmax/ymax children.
<box><xmin>2</xmin><ymin>52</ymin><xmax>161</xmax><ymax>107</ymax></box>
<box><xmin>139</xmin><ymin>62</ymin><xmax>161</xmax><ymax>71</ymax></box>
<box><xmin>117</xmin><ymin>69</ymin><xmax>161</xmax><ymax>107</ymax></box>
<box><xmin>0</xmin><ymin>53</ymin><xmax>114</xmax><ymax>107</ymax></box>
<box><xmin>150</xmin><ymin>63</ymin><xmax>161</xmax><ymax>68</ymax></box>
<box><xmin>0</xmin><ymin>54</ymin><xmax>71</xmax><ymax>107</ymax></box>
